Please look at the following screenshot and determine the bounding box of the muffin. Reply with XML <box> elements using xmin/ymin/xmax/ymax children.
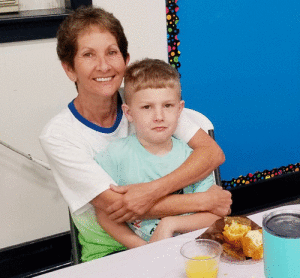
<box><xmin>223</xmin><ymin>220</ymin><xmax>251</xmax><ymax>248</ymax></box>
<box><xmin>241</xmin><ymin>229</ymin><xmax>263</xmax><ymax>260</ymax></box>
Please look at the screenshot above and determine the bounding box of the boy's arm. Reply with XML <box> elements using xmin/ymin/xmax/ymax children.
<box><xmin>149</xmin><ymin>212</ymin><xmax>221</xmax><ymax>243</ymax></box>
<box><xmin>102</xmin><ymin>129</ymin><xmax>227</xmax><ymax>221</ymax></box>
<box><xmin>94</xmin><ymin>207</ymin><xmax>147</xmax><ymax>249</ymax></box>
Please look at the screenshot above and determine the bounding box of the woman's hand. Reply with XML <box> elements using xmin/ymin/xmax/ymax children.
<box><xmin>204</xmin><ymin>185</ymin><xmax>232</xmax><ymax>216</ymax></box>
<box><xmin>106</xmin><ymin>183</ymin><xmax>159</xmax><ymax>223</ymax></box>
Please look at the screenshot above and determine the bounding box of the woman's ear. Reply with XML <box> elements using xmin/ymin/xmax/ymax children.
<box><xmin>61</xmin><ymin>62</ymin><xmax>77</xmax><ymax>82</ymax></box>
<box><xmin>125</xmin><ymin>53</ymin><xmax>130</xmax><ymax>66</ymax></box>
<box><xmin>122</xmin><ymin>103</ymin><xmax>133</xmax><ymax>122</ymax></box>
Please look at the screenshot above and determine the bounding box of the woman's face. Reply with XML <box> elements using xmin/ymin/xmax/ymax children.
<box><xmin>63</xmin><ymin>25</ymin><xmax>129</xmax><ymax>99</ymax></box>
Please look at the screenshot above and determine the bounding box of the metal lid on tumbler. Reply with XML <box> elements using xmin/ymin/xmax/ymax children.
<box><xmin>263</xmin><ymin>209</ymin><xmax>300</xmax><ymax>238</ymax></box>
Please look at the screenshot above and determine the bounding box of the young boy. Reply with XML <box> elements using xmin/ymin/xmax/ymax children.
<box><xmin>94</xmin><ymin>58</ymin><xmax>220</xmax><ymax>248</ymax></box>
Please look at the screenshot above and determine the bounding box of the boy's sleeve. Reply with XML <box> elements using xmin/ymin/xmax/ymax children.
<box><xmin>184</xmin><ymin>173</ymin><xmax>215</xmax><ymax>194</ymax></box>
<box><xmin>94</xmin><ymin>147</ymin><xmax>119</xmax><ymax>184</ymax></box>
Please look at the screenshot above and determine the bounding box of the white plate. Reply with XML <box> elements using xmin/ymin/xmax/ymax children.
<box><xmin>221</xmin><ymin>252</ymin><xmax>262</xmax><ymax>265</ymax></box>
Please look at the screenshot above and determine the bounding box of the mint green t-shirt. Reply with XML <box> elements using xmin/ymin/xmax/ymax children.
<box><xmin>95</xmin><ymin>134</ymin><xmax>214</xmax><ymax>241</ymax></box>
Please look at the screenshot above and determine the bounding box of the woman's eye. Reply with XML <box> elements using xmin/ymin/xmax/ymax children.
<box><xmin>108</xmin><ymin>50</ymin><xmax>118</xmax><ymax>56</ymax></box>
<box><xmin>83</xmin><ymin>53</ymin><xmax>93</xmax><ymax>57</ymax></box>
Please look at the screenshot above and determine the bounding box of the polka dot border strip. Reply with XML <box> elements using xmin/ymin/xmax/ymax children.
<box><xmin>166</xmin><ymin>0</ymin><xmax>180</xmax><ymax>69</ymax></box>
<box><xmin>222</xmin><ymin>163</ymin><xmax>300</xmax><ymax>190</ymax></box>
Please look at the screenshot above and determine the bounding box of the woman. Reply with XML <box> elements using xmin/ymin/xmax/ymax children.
<box><xmin>40</xmin><ymin>6</ymin><xmax>231</xmax><ymax>262</ymax></box>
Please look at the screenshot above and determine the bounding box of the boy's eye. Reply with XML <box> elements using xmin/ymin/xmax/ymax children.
<box><xmin>165</xmin><ymin>104</ymin><xmax>173</xmax><ymax>108</ymax></box>
<box><xmin>142</xmin><ymin>105</ymin><xmax>151</xmax><ymax>109</ymax></box>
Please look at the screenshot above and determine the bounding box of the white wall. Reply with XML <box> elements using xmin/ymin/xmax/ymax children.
<box><xmin>18</xmin><ymin>0</ymin><xmax>64</xmax><ymax>11</ymax></box>
<box><xmin>0</xmin><ymin>39</ymin><xmax>74</xmax><ymax>249</ymax></box>
<box><xmin>93</xmin><ymin>0</ymin><xmax>168</xmax><ymax>64</ymax></box>
<box><xmin>0</xmin><ymin>0</ymin><xmax>167</xmax><ymax>249</ymax></box>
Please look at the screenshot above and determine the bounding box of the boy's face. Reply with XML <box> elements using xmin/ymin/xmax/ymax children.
<box><xmin>122</xmin><ymin>87</ymin><xmax>184</xmax><ymax>147</ymax></box>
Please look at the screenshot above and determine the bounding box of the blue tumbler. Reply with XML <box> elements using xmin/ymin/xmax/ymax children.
<box><xmin>262</xmin><ymin>208</ymin><xmax>300</xmax><ymax>278</ymax></box>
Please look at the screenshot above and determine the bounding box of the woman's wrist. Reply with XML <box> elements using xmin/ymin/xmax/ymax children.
<box><xmin>186</xmin><ymin>192</ymin><xmax>209</xmax><ymax>213</ymax></box>
<box><xmin>147</xmin><ymin>178</ymin><xmax>168</xmax><ymax>201</ymax></box>
<box><xmin>195</xmin><ymin>191</ymin><xmax>210</xmax><ymax>212</ymax></box>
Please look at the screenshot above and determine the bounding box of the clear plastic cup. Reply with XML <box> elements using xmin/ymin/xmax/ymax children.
<box><xmin>180</xmin><ymin>239</ymin><xmax>222</xmax><ymax>278</ymax></box>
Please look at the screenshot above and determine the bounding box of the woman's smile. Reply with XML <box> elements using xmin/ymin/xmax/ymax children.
<box><xmin>94</xmin><ymin>77</ymin><xmax>114</xmax><ymax>82</ymax></box>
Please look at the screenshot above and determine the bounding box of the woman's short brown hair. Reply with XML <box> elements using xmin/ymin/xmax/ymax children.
<box><xmin>57</xmin><ymin>6</ymin><xmax>128</xmax><ymax>69</ymax></box>
<box><xmin>124</xmin><ymin>58</ymin><xmax>181</xmax><ymax>103</ymax></box>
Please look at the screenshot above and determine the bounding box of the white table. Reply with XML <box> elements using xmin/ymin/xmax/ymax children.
<box><xmin>39</xmin><ymin>204</ymin><xmax>300</xmax><ymax>278</ymax></box>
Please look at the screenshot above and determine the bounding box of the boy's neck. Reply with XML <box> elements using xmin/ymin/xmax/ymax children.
<box><xmin>137</xmin><ymin>136</ymin><xmax>173</xmax><ymax>157</ymax></box>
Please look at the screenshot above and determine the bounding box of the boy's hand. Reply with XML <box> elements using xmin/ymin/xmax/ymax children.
<box><xmin>106</xmin><ymin>183</ymin><xmax>158</xmax><ymax>223</ymax></box>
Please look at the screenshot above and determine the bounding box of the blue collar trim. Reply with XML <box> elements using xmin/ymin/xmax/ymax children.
<box><xmin>68</xmin><ymin>94</ymin><xmax>123</xmax><ymax>133</ymax></box>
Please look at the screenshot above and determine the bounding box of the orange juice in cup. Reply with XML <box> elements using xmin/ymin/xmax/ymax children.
<box><xmin>185</xmin><ymin>255</ymin><xmax>219</xmax><ymax>278</ymax></box>
<box><xmin>181</xmin><ymin>240</ymin><xmax>222</xmax><ymax>278</ymax></box>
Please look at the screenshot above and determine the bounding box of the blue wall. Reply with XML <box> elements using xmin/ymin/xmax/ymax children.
<box><xmin>178</xmin><ymin>0</ymin><xmax>300</xmax><ymax>180</ymax></box>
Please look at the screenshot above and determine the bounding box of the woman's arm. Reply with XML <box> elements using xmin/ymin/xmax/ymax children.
<box><xmin>149</xmin><ymin>212</ymin><xmax>221</xmax><ymax>243</ymax></box>
<box><xmin>145</xmin><ymin>184</ymin><xmax>231</xmax><ymax>219</ymax></box>
<box><xmin>94</xmin><ymin>207</ymin><xmax>147</xmax><ymax>249</ymax></box>
<box><xmin>92</xmin><ymin>182</ymin><xmax>231</xmax><ymax>224</ymax></box>
<box><xmin>103</xmin><ymin>129</ymin><xmax>226</xmax><ymax>222</ymax></box>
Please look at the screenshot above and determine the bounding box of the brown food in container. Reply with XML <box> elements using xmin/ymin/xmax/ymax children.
<box><xmin>197</xmin><ymin>216</ymin><xmax>263</xmax><ymax>261</ymax></box>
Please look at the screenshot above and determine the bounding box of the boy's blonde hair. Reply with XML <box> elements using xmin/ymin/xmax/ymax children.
<box><xmin>124</xmin><ymin>58</ymin><xmax>181</xmax><ymax>103</ymax></box>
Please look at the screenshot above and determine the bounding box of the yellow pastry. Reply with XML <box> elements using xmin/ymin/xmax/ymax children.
<box><xmin>241</xmin><ymin>229</ymin><xmax>263</xmax><ymax>260</ymax></box>
<box><xmin>223</xmin><ymin>221</ymin><xmax>251</xmax><ymax>248</ymax></box>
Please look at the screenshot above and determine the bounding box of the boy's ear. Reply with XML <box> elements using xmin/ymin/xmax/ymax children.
<box><xmin>61</xmin><ymin>62</ymin><xmax>77</xmax><ymax>82</ymax></box>
<box><xmin>122</xmin><ymin>104</ymin><xmax>133</xmax><ymax>122</ymax></box>
<box><xmin>178</xmin><ymin>100</ymin><xmax>185</xmax><ymax>115</ymax></box>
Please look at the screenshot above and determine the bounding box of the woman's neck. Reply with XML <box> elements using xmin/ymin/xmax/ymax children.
<box><xmin>74</xmin><ymin>94</ymin><xmax>118</xmax><ymax>128</ymax></box>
